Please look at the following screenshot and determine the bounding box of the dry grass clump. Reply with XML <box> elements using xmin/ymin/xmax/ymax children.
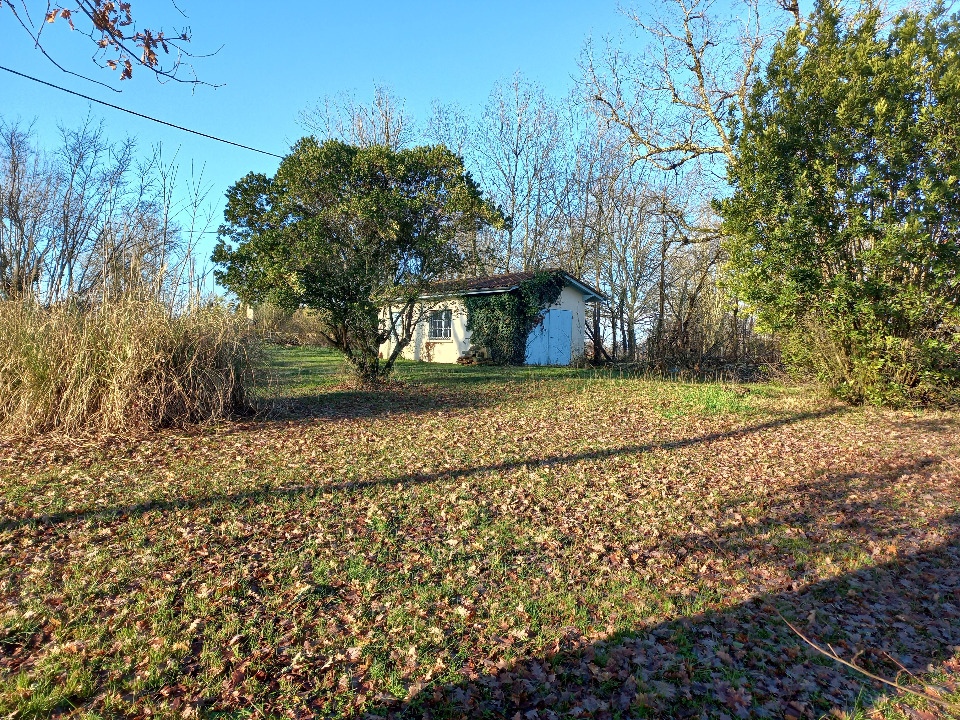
<box><xmin>0</xmin><ymin>297</ymin><xmax>256</xmax><ymax>435</ymax></box>
<box><xmin>250</xmin><ymin>303</ymin><xmax>332</xmax><ymax>347</ymax></box>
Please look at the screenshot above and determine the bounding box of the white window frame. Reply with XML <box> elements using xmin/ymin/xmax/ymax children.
<box><xmin>428</xmin><ymin>309</ymin><xmax>452</xmax><ymax>340</ymax></box>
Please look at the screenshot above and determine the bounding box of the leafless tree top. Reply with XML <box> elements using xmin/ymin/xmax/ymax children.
<box><xmin>299</xmin><ymin>84</ymin><xmax>417</xmax><ymax>151</ymax></box>
<box><xmin>582</xmin><ymin>0</ymin><xmax>789</xmax><ymax>173</ymax></box>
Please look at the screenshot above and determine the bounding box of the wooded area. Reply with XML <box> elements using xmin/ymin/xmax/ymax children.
<box><xmin>290</xmin><ymin>0</ymin><xmax>792</xmax><ymax>370</ymax></box>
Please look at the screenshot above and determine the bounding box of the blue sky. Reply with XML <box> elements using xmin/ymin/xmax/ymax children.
<box><xmin>2</xmin><ymin>0</ymin><xmax>627</xmax><ymax>267</ymax></box>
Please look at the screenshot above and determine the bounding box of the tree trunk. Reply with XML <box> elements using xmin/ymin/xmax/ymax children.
<box><xmin>655</xmin><ymin>234</ymin><xmax>667</xmax><ymax>363</ymax></box>
<box><xmin>730</xmin><ymin>301</ymin><xmax>739</xmax><ymax>363</ymax></box>
<box><xmin>611</xmin><ymin>306</ymin><xmax>618</xmax><ymax>360</ymax></box>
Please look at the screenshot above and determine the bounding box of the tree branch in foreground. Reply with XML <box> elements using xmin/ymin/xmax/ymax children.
<box><xmin>777</xmin><ymin>609</ymin><xmax>960</xmax><ymax>712</ymax></box>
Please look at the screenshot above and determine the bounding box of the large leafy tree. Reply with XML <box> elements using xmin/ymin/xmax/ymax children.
<box><xmin>718</xmin><ymin>1</ymin><xmax>960</xmax><ymax>405</ymax></box>
<box><xmin>213</xmin><ymin>138</ymin><xmax>502</xmax><ymax>384</ymax></box>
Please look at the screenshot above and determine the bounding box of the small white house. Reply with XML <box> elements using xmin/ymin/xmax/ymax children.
<box><xmin>379</xmin><ymin>270</ymin><xmax>605</xmax><ymax>366</ymax></box>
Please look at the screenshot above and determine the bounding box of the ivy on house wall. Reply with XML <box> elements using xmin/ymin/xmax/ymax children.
<box><xmin>463</xmin><ymin>271</ymin><xmax>565</xmax><ymax>364</ymax></box>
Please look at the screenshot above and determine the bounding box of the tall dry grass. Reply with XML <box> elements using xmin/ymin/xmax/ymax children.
<box><xmin>0</xmin><ymin>297</ymin><xmax>256</xmax><ymax>435</ymax></box>
<box><xmin>249</xmin><ymin>303</ymin><xmax>332</xmax><ymax>347</ymax></box>
<box><xmin>0</xmin><ymin>118</ymin><xmax>261</xmax><ymax>435</ymax></box>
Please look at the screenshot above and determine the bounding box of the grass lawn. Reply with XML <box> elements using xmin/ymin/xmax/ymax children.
<box><xmin>2</xmin><ymin>346</ymin><xmax>959</xmax><ymax>719</ymax></box>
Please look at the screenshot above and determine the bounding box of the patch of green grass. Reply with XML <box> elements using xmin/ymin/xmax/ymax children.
<box><xmin>257</xmin><ymin>344</ymin><xmax>347</xmax><ymax>393</ymax></box>
<box><xmin>654</xmin><ymin>383</ymin><xmax>755</xmax><ymax>418</ymax></box>
<box><xmin>1</xmin><ymin>346</ymin><xmax>958</xmax><ymax>718</ymax></box>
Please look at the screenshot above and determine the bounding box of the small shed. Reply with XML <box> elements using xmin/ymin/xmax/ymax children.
<box><xmin>380</xmin><ymin>270</ymin><xmax>605</xmax><ymax>366</ymax></box>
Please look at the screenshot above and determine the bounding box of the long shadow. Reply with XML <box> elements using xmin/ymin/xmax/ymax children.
<box><xmin>894</xmin><ymin>415</ymin><xmax>960</xmax><ymax>436</ymax></box>
<box><xmin>258</xmin><ymin>383</ymin><xmax>509</xmax><ymax>421</ymax></box>
<box><xmin>0</xmin><ymin>407</ymin><xmax>844</xmax><ymax>533</ymax></box>
<box><xmin>257</xmin><ymin>360</ymin><xmax>588</xmax><ymax>422</ymax></box>
<box><xmin>668</xmin><ymin>455</ymin><xmax>948</xmax><ymax>563</ymax></box>
<box><xmin>368</xmin><ymin>519</ymin><xmax>960</xmax><ymax>719</ymax></box>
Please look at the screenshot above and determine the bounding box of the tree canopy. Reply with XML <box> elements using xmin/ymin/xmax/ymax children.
<box><xmin>718</xmin><ymin>1</ymin><xmax>960</xmax><ymax>405</ymax></box>
<box><xmin>213</xmin><ymin>137</ymin><xmax>502</xmax><ymax>383</ymax></box>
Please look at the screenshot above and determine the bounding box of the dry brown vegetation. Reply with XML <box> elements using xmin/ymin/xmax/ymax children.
<box><xmin>0</xmin><ymin>118</ymin><xmax>256</xmax><ymax>437</ymax></box>
<box><xmin>0</xmin><ymin>298</ymin><xmax>254</xmax><ymax>436</ymax></box>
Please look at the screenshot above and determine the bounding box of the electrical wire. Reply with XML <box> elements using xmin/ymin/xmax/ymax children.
<box><xmin>1</xmin><ymin>64</ymin><xmax>283</xmax><ymax>159</ymax></box>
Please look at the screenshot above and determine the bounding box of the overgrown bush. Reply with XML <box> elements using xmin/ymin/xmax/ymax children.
<box><xmin>0</xmin><ymin>298</ymin><xmax>256</xmax><ymax>435</ymax></box>
<box><xmin>719</xmin><ymin>4</ymin><xmax>960</xmax><ymax>407</ymax></box>
<box><xmin>781</xmin><ymin>311</ymin><xmax>960</xmax><ymax>407</ymax></box>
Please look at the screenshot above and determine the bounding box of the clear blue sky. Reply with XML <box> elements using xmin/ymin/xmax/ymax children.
<box><xmin>2</xmin><ymin>0</ymin><xmax>627</xmax><ymax>269</ymax></box>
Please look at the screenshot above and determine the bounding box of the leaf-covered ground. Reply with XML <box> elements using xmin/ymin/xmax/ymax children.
<box><xmin>2</xmin><ymin>347</ymin><xmax>959</xmax><ymax>719</ymax></box>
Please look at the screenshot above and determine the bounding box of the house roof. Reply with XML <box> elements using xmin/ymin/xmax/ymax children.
<box><xmin>427</xmin><ymin>269</ymin><xmax>607</xmax><ymax>303</ymax></box>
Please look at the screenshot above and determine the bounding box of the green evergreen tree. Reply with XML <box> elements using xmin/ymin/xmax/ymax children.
<box><xmin>719</xmin><ymin>1</ymin><xmax>960</xmax><ymax>405</ymax></box>
<box><xmin>213</xmin><ymin>138</ymin><xmax>502</xmax><ymax>384</ymax></box>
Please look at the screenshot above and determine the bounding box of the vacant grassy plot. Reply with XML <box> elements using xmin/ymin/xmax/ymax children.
<box><xmin>2</xmin><ymin>347</ymin><xmax>959</xmax><ymax>719</ymax></box>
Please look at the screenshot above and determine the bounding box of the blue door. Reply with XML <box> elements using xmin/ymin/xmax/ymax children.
<box><xmin>547</xmin><ymin>309</ymin><xmax>572</xmax><ymax>365</ymax></box>
<box><xmin>525</xmin><ymin>313</ymin><xmax>549</xmax><ymax>365</ymax></box>
<box><xmin>525</xmin><ymin>309</ymin><xmax>572</xmax><ymax>365</ymax></box>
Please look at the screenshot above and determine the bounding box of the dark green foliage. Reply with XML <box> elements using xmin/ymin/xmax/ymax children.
<box><xmin>718</xmin><ymin>1</ymin><xmax>960</xmax><ymax>406</ymax></box>
<box><xmin>212</xmin><ymin>138</ymin><xmax>502</xmax><ymax>384</ymax></box>
<box><xmin>464</xmin><ymin>271</ymin><xmax>565</xmax><ymax>364</ymax></box>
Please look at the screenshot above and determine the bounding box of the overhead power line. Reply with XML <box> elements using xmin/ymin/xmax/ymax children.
<box><xmin>1</xmin><ymin>64</ymin><xmax>283</xmax><ymax>159</ymax></box>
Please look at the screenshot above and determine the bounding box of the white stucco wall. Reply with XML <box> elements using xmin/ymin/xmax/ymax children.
<box><xmin>380</xmin><ymin>298</ymin><xmax>471</xmax><ymax>364</ymax></box>
<box><xmin>379</xmin><ymin>284</ymin><xmax>588</xmax><ymax>365</ymax></box>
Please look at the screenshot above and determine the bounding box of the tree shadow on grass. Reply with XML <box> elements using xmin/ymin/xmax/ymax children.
<box><xmin>258</xmin><ymin>358</ymin><xmax>588</xmax><ymax>419</ymax></box>
<box><xmin>355</xmin><ymin>453</ymin><xmax>959</xmax><ymax>719</ymax></box>
<box><xmin>161</xmin><ymin>414</ymin><xmax>956</xmax><ymax>720</ymax></box>
<box><xmin>260</xmin><ymin>383</ymin><xmax>508</xmax><ymax>421</ymax></box>
<box><xmin>5</xmin><ymin>400</ymin><xmax>958</xmax><ymax>718</ymax></box>
<box><xmin>893</xmin><ymin>415</ymin><xmax>960</xmax><ymax>436</ymax></box>
<box><xmin>394</xmin><ymin>363</ymin><xmax>590</xmax><ymax>388</ymax></box>
<box><xmin>261</xmin><ymin>361</ymin><xmax>605</xmax><ymax>420</ymax></box>
<box><xmin>368</xmin><ymin>518</ymin><xmax>960</xmax><ymax>720</ymax></box>
<box><xmin>672</xmin><ymin>455</ymin><xmax>948</xmax><ymax>562</ymax></box>
<box><xmin>0</xmin><ymin>408</ymin><xmax>844</xmax><ymax>533</ymax></box>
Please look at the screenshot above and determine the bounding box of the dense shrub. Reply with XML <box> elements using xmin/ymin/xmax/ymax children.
<box><xmin>781</xmin><ymin>311</ymin><xmax>960</xmax><ymax>407</ymax></box>
<box><xmin>0</xmin><ymin>298</ymin><xmax>255</xmax><ymax>435</ymax></box>
<box><xmin>719</xmin><ymin>4</ymin><xmax>960</xmax><ymax>407</ymax></box>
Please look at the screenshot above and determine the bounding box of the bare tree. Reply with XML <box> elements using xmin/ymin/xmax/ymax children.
<box><xmin>300</xmin><ymin>83</ymin><xmax>417</xmax><ymax>151</ymax></box>
<box><xmin>427</xmin><ymin>100</ymin><xmax>471</xmax><ymax>157</ymax></box>
<box><xmin>574</xmin><ymin>0</ymin><xmax>791</xmax><ymax>363</ymax></box>
<box><xmin>426</xmin><ymin>101</ymin><xmax>501</xmax><ymax>277</ymax></box>
<box><xmin>0</xmin><ymin>121</ymin><xmax>56</xmax><ymax>299</ymax></box>
<box><xmin>601</xmin><ymin>178</ymin><xmax>663</xmax><ymax>361</ymax></box>
<box><xmin>582</xmin><ymin>0</ymin><xmax>783</xmax><ymax>175</ymax></box>
<box><xmin>555</xmin><ymin>119</ymin><xmax>604</xmax><ymax>280</ymax></box>
<box><xmin>0</xmin><ymin>116</ymin><xmax>209</xmax><ymax>305</ymax></box>
<box><xmin>48</xmin><ymin>119</ymin><xmax>135</xmax><ymax>301</ymax></box>
<box><xmin>475</xmin><ymin>73</ymin><xmax>567</xmax><ymax>273</ymax></box>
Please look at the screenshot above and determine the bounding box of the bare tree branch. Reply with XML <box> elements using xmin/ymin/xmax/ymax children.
<box><xmin>778</xmin><ymin>609</ymin><xmax>960</xmax><ymax>712</ymax></box>
<box><xmin>299</xmin><ymin>84</ymin><xmax>417</xmax><ymax>151</ymax></box>
<box><xmin>4</xmin><ymin>0</ymin><xmax>219</xmax><ymax>85</ymax></box>
<box><xmin>582</xmin><ymin>0</ymin><xmax>785</xmax><ymax>173</ymax></box>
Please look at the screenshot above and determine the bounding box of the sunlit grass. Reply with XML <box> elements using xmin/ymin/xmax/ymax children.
<box><xmin>1</xmin><ymin>346</ymin><xmax>958</xmax><ymax>718</ymax></box>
